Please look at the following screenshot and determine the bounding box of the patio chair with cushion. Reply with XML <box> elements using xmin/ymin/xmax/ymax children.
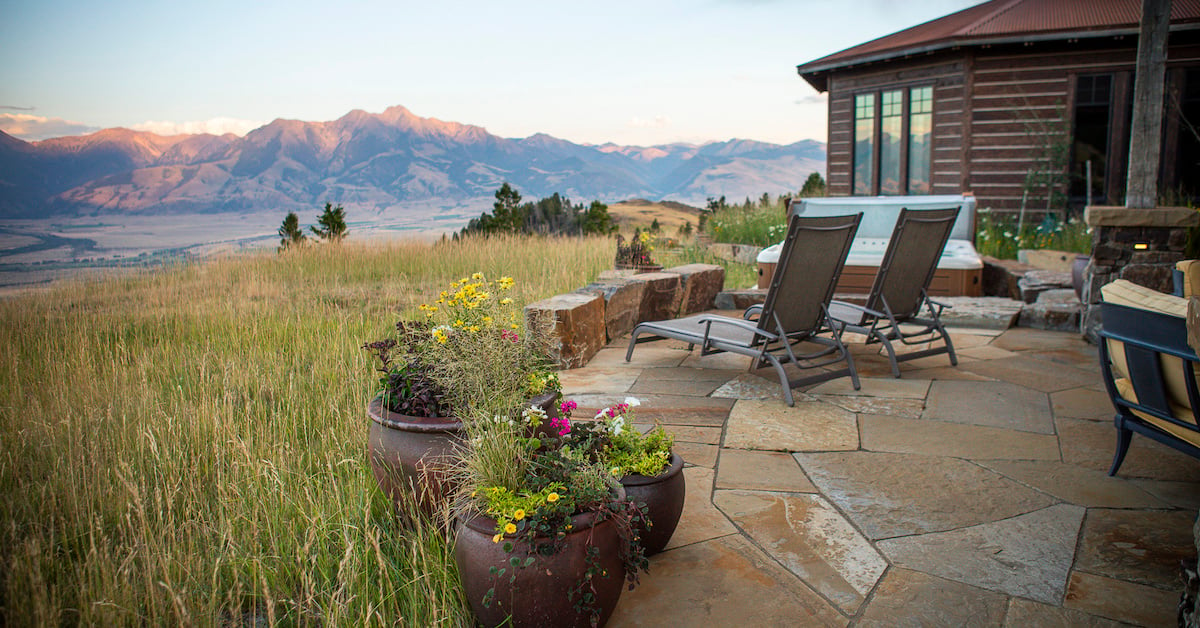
<box><xmin>625</xmin><ymin>212</ymin><xmax>863</xmax><ymax>406</ymax></box>
<box><xmin>1099</xmin><ymin>278</ymin><xmax>1200</xmax><ymax>476</ymax></box>
<box><xmin>826</xmin><ymin>206</ymin><xmax>961</xmax><ymax>378</ymax></box>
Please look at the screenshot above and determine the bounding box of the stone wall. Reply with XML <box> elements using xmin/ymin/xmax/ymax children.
<box><xmin>1081</xmin><ymin>206</ymin><xmax>1198</xmax><ymax>340</ymax></box>
<box><xmin>527</xmin><ymin>264</ymin><xmax>725</xmax><ymax>369</ymax></box>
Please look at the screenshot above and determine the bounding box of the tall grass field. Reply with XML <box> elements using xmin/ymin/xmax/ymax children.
<box><xmin>0</xmin><ymin>235</ymin><xmax>633</xmax><ymax>625</ymax></box>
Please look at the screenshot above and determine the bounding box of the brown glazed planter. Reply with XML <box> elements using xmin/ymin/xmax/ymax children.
<box><xmin>367</xmin><ymin>391</ymin><xmax>560</xmax><ymax>514</ymax></box>
<box><xmin>620</xmin><ymin>452</ymin><xmax>685</xmax><ymax>556</ymax></box>
<box><xmin>366</xmin><ymin>396</ymin><xmax>464</xmax><ymax>514</ymax></box>
<box><xmin>615</xmin><ymin>262</ymin><xmax>664</xmax><ymax>274</ymax></box>
<box><xmin>454</xmin><ymin>510</ymin><xmax>625</xmax><ymax>628</ymax></box>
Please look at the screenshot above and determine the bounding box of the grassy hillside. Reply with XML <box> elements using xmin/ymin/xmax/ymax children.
<box><xmin>607</xmin><ymin>199</ymin><xmax>701</xmax><ymax>234</ymax></box>
<box><xmin>0</xmin><ymin>236</ymin><xmax>617</xmax><ymax>625</ymax></box>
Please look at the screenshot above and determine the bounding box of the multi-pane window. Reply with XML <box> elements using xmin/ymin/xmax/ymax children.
<box><xmin>908</xmin><ymin>86</ymin><xmax>932</xmax><ymax>194</ymax></box>
<box><xmin>851</xmin><ymin>86</ymin><xmax>934</xmax><ymax>195</ymax></box>
<box><xmin>853</xmin><ymin>94</ymin><xmax>875</xmax><ymax>195</ymax></box>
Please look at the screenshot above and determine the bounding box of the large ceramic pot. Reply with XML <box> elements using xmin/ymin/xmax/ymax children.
<box><xmin>454</xmin><ymin>510</ymin><xmax>626</xmax><ymax>628</ymax></box>
<box><xmin>620</xmin><ymin>452</ymin><xmax>685</xmax><ymax>556</ymax></box>
<box><xmin>367</xmin><ymin>391</ymin><xmax>559</xmax><ymax>514</ymax></box>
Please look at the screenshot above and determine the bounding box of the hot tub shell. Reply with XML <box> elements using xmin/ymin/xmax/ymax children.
<box><xmin>756</xmin><ymin>195</ymin><xmax>983</xmax><ymax>297</ymax></box>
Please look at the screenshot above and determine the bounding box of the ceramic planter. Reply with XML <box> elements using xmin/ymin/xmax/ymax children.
<box><xmin>367</xmin><ymin>391</ymin><xmax>559</xmax><ymax>514</ymax></box>
<box><xmin>620</xmin><ymin>452</ymin><xmax>685</xmax><ymax>556</ymax></box>
<box><xmin>454</xmin><ymin>510</ymin><xmax>625</xmax><ymax>628</ymax></box>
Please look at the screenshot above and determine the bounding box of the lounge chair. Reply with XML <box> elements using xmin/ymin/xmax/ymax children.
<box><xmin>625</xmin><ymin>212</ymin><xmax>863</xmax><ymax>406</ymax></box>
<box><xmin>826</xmin><ymin>207</ymin><xmax>960</xmax><ymax>378</ymax></box>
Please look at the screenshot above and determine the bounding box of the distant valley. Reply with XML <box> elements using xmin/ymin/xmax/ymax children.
<box><xmin>0</xmin><ymin>105</ymin><xmax>825</xmax><ymax>219</ymax></box>
<box><xmin>0</xmin><ymin>105</ymin><xmax>824</xmax><ymax>290</ymax></box>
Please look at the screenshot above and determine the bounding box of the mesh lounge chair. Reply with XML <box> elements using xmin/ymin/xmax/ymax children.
<box><xmin>826</xmin><ymin>207</ymin><xmax>960</xmax><ymax>378</ymax></box>
<box><xmin>625</xmin><ymin>212</ymin><xmax>863</xmax><ymax>406</ymax></box>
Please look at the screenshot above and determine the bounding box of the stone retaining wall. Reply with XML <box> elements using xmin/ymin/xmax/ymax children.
<box><xmin>526</xmin><ymin>264</ymin><xmax>725</xmax><ymax>369</ymax></box>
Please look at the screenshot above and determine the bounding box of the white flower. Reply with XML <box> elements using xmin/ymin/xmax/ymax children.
<box><xmin>624</xmin><ymin>397</ymin><xmax>641</xmax><ymax>407</ymax></box>
<box><xmin>522</xmin><ymin>405</ymin><xmax>547</xmax><ymax>427</ymax></box>
<box><xmin>610</xmin><ymin>415</ymin><xmax>625</xmax><ymax>436</ymax></box>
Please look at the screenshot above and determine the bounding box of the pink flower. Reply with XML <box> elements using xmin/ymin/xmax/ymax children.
<box><xmin>559</xmin><ymin>400</ymin><xmax>577</xmax><ymax>416</ymax></box>
<box><xmin>550</xmin><ymin>415</ymin><xmax>571</xmax><ymax>436</ymax></box>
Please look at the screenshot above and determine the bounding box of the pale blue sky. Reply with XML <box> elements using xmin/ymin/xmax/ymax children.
<box><xmin>0</xmin><ymin>0</ymin><xmax>983</xmax><ymax>145</ymax></box>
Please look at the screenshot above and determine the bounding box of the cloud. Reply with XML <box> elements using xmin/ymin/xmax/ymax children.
<box><xmin>629</xmin><ymin>116</ymin><xmax>671</xmax><ymax>129</ymax></box>
<box><xmin>0</xmin><ymin>113</ymin><xmax>100</xmax><ymax>140</ymax></box>
<box><xmin>130</xmin><ymin>117</ymin><xmax>264</xmax><ymax>137</ymax></box>
<box><xmin>795</xmin><ymin>93</ymin><xmax>827</xmax><ymax>105</ymax></box>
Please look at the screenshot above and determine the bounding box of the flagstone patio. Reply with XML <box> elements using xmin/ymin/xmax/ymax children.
<box><xmin>560</xmin><ymin>323</ymin><xmax>1200</xmax><ymax>627</ymax></box>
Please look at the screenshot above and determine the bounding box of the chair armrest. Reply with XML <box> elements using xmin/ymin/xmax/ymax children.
<box><xmin>743</xmin><ymin>304</ymin><xmax>763</xmax><ymax>320</ymax></box>
<box><xmin>829</xmin><ymin>299</ymin><xmax>885</xmax><ymax>320</ymax></box>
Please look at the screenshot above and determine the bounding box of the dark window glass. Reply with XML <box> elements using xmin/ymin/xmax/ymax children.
<box><xmin>853</xmin><ymin>94</ymin><xmax>875</xmax><ymax>195</ymax></box>
<box><xmin>879</xmin><ymin>90</ymin><xmax>903</xmax><ymax>194</ymax></box>
<box><xmin>1071</xmin><ymin>74</ymin><xmax>1112</xmax><ymax>203</ymax></box>
<box><xmin>908</xmin><ymin>86</ymin><xmax>932</xmax><ymax>194</ymax></box>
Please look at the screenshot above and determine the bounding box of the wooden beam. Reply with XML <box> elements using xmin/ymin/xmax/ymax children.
<box><xmin>1125</xmin><ymin>0</ymin><xmax>1172</xmax><ymax>208</ymax></box>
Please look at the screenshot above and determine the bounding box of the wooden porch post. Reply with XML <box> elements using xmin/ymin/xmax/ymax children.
<box><xmin>1125</xmin><ymin>0</ymin><xmax>1172</xmax><ymax>208</ymax></box>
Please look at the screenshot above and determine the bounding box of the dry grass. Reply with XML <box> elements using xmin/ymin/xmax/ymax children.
<box><xmin>0</xmin><ymin>234</ymin><xmax>613</xmax><ymax>625</ymax></box>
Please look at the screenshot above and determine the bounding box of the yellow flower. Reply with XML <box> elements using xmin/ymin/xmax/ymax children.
<box><xmin>498</xmin><ymin>276</ymin><xmax>514</xmax><ymax>290</ymax></box>
<box><xmin>546</xmin><ymin>492</ymin><xmax>559</xmax><ymax>503</ymax></box>
<box><xmin>500</xmin><ymin>298</ymin><xmax>513</xmax><ymax>305</ymax></box>
<box><xmin>492</xmin><ymin>533</ymin><xmax>502</xmax><ymax>543</ymax></box>
<box><xmin>510</xmin><ymin>323</ymin><xmax>519</xmax><ymax>330</ymax></box>
<box><xmin>432</xmin><ymin>329</ymin><xmax>448</xmax><ymax>344</ymax></box>
<box><xmin>504</xmin><ymin>523</ymin><xmax>517</xmax><ymax>534</ymax></box>
<box><xmin>513</xmin><ymin>509</ymin><xmax>526</xmax><ymax>521</ymax></box>
<box><xmin>611</xmin><ymin>467</ymin><xmax>622</xmax><ymax>476</ymax></box>
<box><xmin>472</xmin><ymin>272</ymin><xmax>484</xmax><ymax>280</ymax></box>
<box><xmin>468</xmin><ymin>325</ymin><xmax>481</xmax><ymax>333</ymax></box>
<box><xmin>482</xmin><ymin>316</ymin><xmax>493</xmax><ymax>325</ymax></box>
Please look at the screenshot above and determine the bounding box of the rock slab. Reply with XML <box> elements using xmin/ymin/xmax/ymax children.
<box><xmin>524</xmin><ymin>293</ymin><xmax>606</xmax><ymax>369</ymax></box>
<box><xmin>666</xmin><ymin>264</ymin><xmax>725</xmax><ymax>316</ymax></box>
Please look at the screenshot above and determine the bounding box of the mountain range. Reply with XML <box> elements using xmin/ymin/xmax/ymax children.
<box><xmin>0</xmin><ymin>105</ymin><xmax>825</xmax><ymax>219</ymax></box>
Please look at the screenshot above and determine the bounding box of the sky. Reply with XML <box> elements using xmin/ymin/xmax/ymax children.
<box><xmin>0</xmin><ymin>0</ymin><xmax>984</xmax><ymax>147</ymax></box>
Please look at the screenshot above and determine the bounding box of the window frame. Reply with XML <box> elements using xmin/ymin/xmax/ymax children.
<box><xmin>850</xmin><ymin>84</ymin><xmax>934</xmax><ymax>196</ymax></box>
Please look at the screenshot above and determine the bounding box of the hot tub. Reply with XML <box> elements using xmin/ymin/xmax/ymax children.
<box><xmin>755</xmin><ymin>195</ymin><xmax>983</xmax><ymax>297</ymax></box>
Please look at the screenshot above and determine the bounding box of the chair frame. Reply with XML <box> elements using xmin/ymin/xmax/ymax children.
<box><xmin>1098</xmin><ymin>301</ymin><xmax>1200</xmax><ymax>476</ymax></box>
<box><xmin>827</xmin><ymin>207</ymin><xmax>960</xmax><ymax>378</ymax></box>
<box><xmin>625</xmin><ymin>213</ymin><xmax>862</xmax><ymax>406</ymax></box>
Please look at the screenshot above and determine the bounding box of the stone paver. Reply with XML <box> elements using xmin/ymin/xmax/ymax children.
<box><xmin>629</xmin><ymin>367</ymin><xmax>737</xmax><ymax>398</ymax></box>
<box><xmin>558</xmin><ymin>366</ymin><xmax>639</xmax><ymax>395</ymax></box>
<box><xmin>856</xmin><ymin>568</ymin><xmax>1008</xmax><ymax>627</ymax></box>
<box><xmin>877</xmin><ymin>504</ymin><xmax>1085</xmax><ymax>605</ymax></box>
<box><xmin>960</xmin><ymin>355</ymin><xmax>1097</xmax><ymax>392</ymax></box>
<box><xmin>724</xmin><ymin>399</ymin><xmax>858</xmax><ymax>452</ymax></box>
<box><xmin>606</xmin><ymin>535</ymin><xmax>845</xmax><ymax>627</ymax></box>
<box><xmin>1075</xmin><ymin>508</ymin><xmax>1197</xmax><ymax>590</ymax></box>
<box><xmin>796</xmin><ymin>451</ymin><xmax>1056</xmax><ymax>539</ymax></box>
<box><xmin>1051</xmin><ymin>386</ymin><xmax>1114</xmax><ymax>421</ymax></box>
<box><xmin>558</xmin><ymin>322</ymin><xmax>1200</xmax><ymax>627</ymax></box>
<box><xmin>861</xmin><ymin>414</ymin><xmax>1061</xmax><ymax>460</ymax></box>
<box><xmin>977</xmin><ymin>460</ymin><xmax>1169</xmax><ymax>508</ymax></box>
<box><xmin>714</xmin><ymin>490</ymin><xmax>886</xmax><ymax>613</ymax></box>
<box><xmin>715</xmin><ymin>448</ymin><xmax>815</xmax><ymax>492</ymax></box>
<box><xmin>1003</xmin><ymin>598</ymin><xmax>1126</xmax><ymax>627</ymax></box>
<box><xmin>1057</xmin><ymin>416</ymin><xmax>1200</xmax><ymax>482</ymax></box>
<box><xmin>1064</xmin><ymin>571</ymin><xmax>1179</xmax><ymax>627</ymax></box>
<box><xmin>813</xmin><ymin>394</ymin><xmax>925</xmax><ymax>419</ymax></box>
<box><xmin>807</xmin><ymin>376</ymin><xmax>930</xmax><ymax>399</ymax></box>
<box><xmin>924</xmin><ymin>380</ymin><xmax>1054</xmax><ymax>434</ymax></box>
<box><xmin>663</xmin><ymin>466</ymin><xmax>737</xmax><ymax>550</ymax></box>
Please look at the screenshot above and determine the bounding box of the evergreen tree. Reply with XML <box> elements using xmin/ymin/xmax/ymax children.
<box><xmin>311</xmin><ymin>202</ymin><xmax>348</xmax><ymax>242</ymax></box>
<box><xmin>580</xmin><ymin>200</ymin><xmax>616</xmax><ymax>235</ymax></box>
<box><xmin>799</xmin><ymin>172</ymin><xmax>827</xmax><ymax>198</ymax></box>
<box><xmin>277</xmin><ymin>211</ymin><xmax>307</xmax><ymax>252</ymax></box>
<box><xmin>492</xmin><ymin>183</ymin><xmax>522</xmax><ymax>233</ymax></box>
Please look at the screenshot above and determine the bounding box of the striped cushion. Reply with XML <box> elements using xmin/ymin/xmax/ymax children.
<box><xmin>1115</xmin><ymin>378</ymin><xmax>1200</xmax><ymax>448</ymax></box>
<box><xmin>1101</xmin><ymin>279</ymin><xmax>1195</xmax><ymax>409</ymax></box>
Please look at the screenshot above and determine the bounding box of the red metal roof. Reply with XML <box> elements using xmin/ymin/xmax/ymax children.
<box><xmin>798</xmin><ymin>0</ymin><xmax>1200</xmax><ymax>89</ymax></box>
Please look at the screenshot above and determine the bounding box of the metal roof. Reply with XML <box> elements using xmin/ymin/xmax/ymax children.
<box><xmin>798</xmin><ymin>0</ymin><xmax>1200</xmax><ymax>91</ymax></box>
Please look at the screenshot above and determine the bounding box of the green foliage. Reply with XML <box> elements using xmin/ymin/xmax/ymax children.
<box><xmin>607</xmin><ymin>425</ymin><xmax>674</xmax><ymax>477</ymax></box>
<box><xmin>277</xmin><ymin>211</ymin><xmax>307</xmax><ymax>251</ymax></box>
<box><xmin>799</xmin><ymin>172</ymin><xmax>826</xmax><ymax>198</ymax></box>
<box><xmin>974</xmin><ymin>209</ymin><xmax>1092</xmax><ymax>259</ymax></box>
<box><xmin>708</xmin><ymin>194</ymin><xmax>789</xmax><ymax>247</ymax></box>
<box><xmin>310</xmin><ymin>202</ymin><xmax>348</xmax><ymax>242</ymax></box>
<box><xmin>463</xmin><ymin>184</ymin><xmax>617</xmax><ymax>237</ymax></box>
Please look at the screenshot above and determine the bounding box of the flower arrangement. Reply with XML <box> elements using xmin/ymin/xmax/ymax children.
<box><xmin>614</xmin><ymin>229</ymin><xmax>659</xmax><ymax>269</ymax></box>
<box><xmin>363</xmin><ymin>273</ymin><xmax>559</xmax><ymax>418</ymax></box>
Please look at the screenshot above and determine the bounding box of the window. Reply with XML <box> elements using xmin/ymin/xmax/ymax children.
<box><xmin>851</xmin><ymin>86</ymin><xmax>934</xmax><ymax>195</ymax></box>
<box><xmin>1070</xmin><ymin>74</ymin><xmax>1112</xmax><ymax>203</ymax></box>
<box><xmin>853</xmin><ymin>94</ymin><xmax>875</xmax><ymax>195</ymax></box>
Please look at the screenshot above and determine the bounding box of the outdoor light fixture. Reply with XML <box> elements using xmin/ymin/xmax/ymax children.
<box><xmin>1133</xmin><ymin>243</ymin><xmax>1150</xmax><ymax>250</ymax></box>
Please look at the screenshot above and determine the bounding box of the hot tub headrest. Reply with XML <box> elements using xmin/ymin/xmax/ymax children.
<box><xmin>790</xmin><ymin>195</ymin><xmax>976</xmax><ymax>241</ymax></box>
